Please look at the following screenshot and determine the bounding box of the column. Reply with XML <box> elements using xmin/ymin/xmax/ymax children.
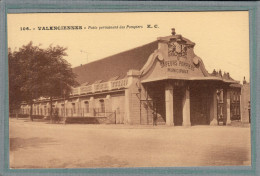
<box><xmin>89</xmin><ymin>97</ymin><xmax>95</xmax><ymax>116</ymax></box>
<box><xmin>64</xmin><ymin>100</ymin><xmax>68</xmax><ymax>117</ymax></box>
<box><xmin>105</xmin><ymin>95</ymin><xmax>111</xmax><ymax>117</ymax></box>
<box><xmin>165</xmin><ymin>82</ymin><xmax>174</xmax><ymax>125</ymax></box>
<box><xmin>124</xmin><ymin>89</ymin><xmax>130</xmax><ymax>124</ymax></box>
<box><xmin>182</xmin><ymin>86</ymin><xmax>191</xmax><ymax>126</ymax></box>
<box><xmin>210</xmin><ymin>88</ymin><xmax>218</xmax><ymax>125</ymax></box>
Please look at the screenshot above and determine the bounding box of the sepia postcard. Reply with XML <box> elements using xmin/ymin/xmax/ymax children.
<box><xmin>1</xmin><ymin>1</ymin><xmax>258</xmax><ymax>176</ymax></box>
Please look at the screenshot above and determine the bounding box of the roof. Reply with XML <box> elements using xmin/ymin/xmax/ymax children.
<box><xmin>209</xmin><ymin>69</ymin><xmax>239</xmax><ymax>84</ymax></box>
<box><xmin>73</xmin><ymin>41</ymin><xmax>158</xmax><ymax>85</ymax></box>
<box><xmin>230</xmin><ymin>83</ymin><xmax>242</xmax><ymax>88</ymax></box>
<box><xmin>157</xmin><ymin>35</ymin><xmax>195</xmax><ymax>46</ymax></box>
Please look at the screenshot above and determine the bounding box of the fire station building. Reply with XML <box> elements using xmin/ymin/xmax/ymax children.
<box><xmin>21</xmin><ymin>28</ymin><xmax>245</xmax><ymax>125</ymax></box>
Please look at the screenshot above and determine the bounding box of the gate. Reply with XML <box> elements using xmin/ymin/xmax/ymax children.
<box><xmin>230</xmin><ymin>90</ymin><xmax>241</xmax><ymax>120</ymax></box>
<box><xmin>217</xmin><ymin>89</ymin><xmax>225</xmax><ymax>125</ymax></box>
<box><xmin>140</xmin><ymin>100</ymin><xmax>154</xmax><ymax>125</ymax></box>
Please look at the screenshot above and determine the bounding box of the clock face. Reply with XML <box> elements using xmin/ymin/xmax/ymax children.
<box><xmin>168</xmin><ymin>40</ymin><xmax>187</xmax><ymax>57</ymax></box>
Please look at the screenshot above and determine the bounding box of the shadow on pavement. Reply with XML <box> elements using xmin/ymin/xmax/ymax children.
<box><xmin>10</xmin><ymin>137</ymin><xmax>58</xmax><ymax>151</ymax></box>
<box><xmin>202</xmin><ymin>145</ymin><xmax>251</xmax><ymax>166</ymax></box>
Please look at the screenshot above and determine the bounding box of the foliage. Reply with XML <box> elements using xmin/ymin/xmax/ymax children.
<box><xmin>8</xmin><ymin>42</ymin><xmax>79</xmax><ymax>120</ymax></box>
<box><xmin>8</xmin><ymin>48</ymin><xmax>23</xmax><ymax>111</ymax></box>
<box><xmin>41</xmin><ymin>45</ymin><xmax>79</xmax><ymax>99</ymax></box>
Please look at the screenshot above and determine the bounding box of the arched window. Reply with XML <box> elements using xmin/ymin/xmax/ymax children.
<box><xmin>100</xmin><ymin>99</ymin><xmax>105</xmax><ymax>113</ymax></box>
<box><xmin>85</xmin><ymin>101</ymin><xmax>89</xmax><ymax>113</ymax></box>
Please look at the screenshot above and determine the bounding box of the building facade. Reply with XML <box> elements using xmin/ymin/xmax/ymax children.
<box><xmin>240</xmin><ymin>78</ymin><xmax>251</xmax><ymax>123</ymax></box>
<box><xmin>21</xmin><ymin>29</ymin><xmax>248</xmax><ymax>125</ymax></box>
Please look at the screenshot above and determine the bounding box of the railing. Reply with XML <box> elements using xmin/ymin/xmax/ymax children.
<box><xmin>20</xmin><ymin>106</ymin><xmax>124</xmax><ymax>124</ymax></box>
<box><xmin>111</xmin><ymin>79</ymin><xmax>128</xmax><ymax>90</ymax></box>
<box><xmin>94</xmin><ymin>82</ymin><xmax>109</xmax><ymax>92</ymax></box>
<box><xmin>71</xmin><ymin>78</ymin><xmax>128</xmax><ymax>96</ymax></box>
<box><xmin>20</xmin><ymin>79</ymin><xmax>129</xmax><ymax>103</ymax></box>
<box><xmin>80</xmin><ymin>85</ymin><xmax>92</xmax><ymax>94</ymax></box>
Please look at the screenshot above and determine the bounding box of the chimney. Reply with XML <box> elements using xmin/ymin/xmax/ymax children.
<box><xmin>243</xmin><ymin>76</ymin><xmax>247</xmax><ymax>84</ymax></box>
<box><xmin>171</xmin><ymin>28</ymin><xmax>176</xmax><ymax>35</ymax></box>
<box><xmin>219</xmin><ymin>70</ymin><xmax>222</xmax><ymax>77</ymax></box>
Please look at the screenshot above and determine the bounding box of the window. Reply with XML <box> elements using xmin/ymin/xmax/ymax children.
<box><xmin>217</xmin><ymin>89</ymin><xmax>223</xmax><ymax>103</ymax></box>
<box><xmin>44</xmin><ymin>106</ymin><xmax>47</xmax><ymax>115</ymax></box>
<box><xmin>237</xmin><ymin>93</ymin><xmax>240</xmax><ymax>102</ymax></box>
<box><xmin>61</xmin><ymin>104</ymin><xmax>64</xmax><ymax>116</ymax></box>
<box><xmin>85</xmin><ymin>101</ymin><xmax>89</xmax><ymax>113</ymax></box>
<box><xmin>100</xmin><ymin>99</ymin><xmax>105</xmax><ymax>113</ymax></box>
<box><xmin>72</xmin><ymin>103</ymin><xmax>76</xmax><ymax>113</ymax></box>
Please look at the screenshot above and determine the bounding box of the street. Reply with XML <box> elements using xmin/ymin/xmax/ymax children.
<box><xmin>9</xmin><ymin>118</ymin><xmax>251</xmax><ymax>168</ymax></box>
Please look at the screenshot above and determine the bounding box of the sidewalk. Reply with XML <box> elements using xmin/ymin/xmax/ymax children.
<box><xmin>9</xmin><ymin>118</ymin><xmax>251</xmax><ymax>168</ymax></box>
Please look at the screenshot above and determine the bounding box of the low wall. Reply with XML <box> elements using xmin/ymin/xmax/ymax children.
<box><xmin>64</xmin><ymin>116</ymin><xmax>116</xmax><ymax>124</ymax></box>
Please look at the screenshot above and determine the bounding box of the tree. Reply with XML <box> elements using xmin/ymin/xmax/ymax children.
<box><xmin>8</xmin><ymin>42</ymin><xmax>79</xmax><ymax>121</ymax></box>
<box><xmin>8</xmin><ymin>48</ymin><xmax>23</xmax><ymax>113</ymax></box>
<box><xmin>9</xmin><ymin>42</ymin><xmax>45</xmax><ymax>120</ymax></box>
<box><xmin>40</xmin><ymin>45</ymin><xmax>79</xmax><ymax>121</ymax></box>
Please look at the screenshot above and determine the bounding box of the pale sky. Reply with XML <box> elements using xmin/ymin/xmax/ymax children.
<box><xmin>7</xmin><ymin>12</ymin><xmax>250</xmax><ymax>83</ymax></box>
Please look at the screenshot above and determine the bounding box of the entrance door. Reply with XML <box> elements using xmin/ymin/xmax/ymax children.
<box><xmin>230</xmin><ymin>90</ymin><xmax>241</xmax><ymax>120</ymax></box>
<box><xmin>173</xmin><ymin>88</ymin><xmax>183</xmax><ymax>126</ymax></box>
<box><xmin>190</xmin><ymin>86</ymin><xmax>210</xmax><ymax>125</ymax></box>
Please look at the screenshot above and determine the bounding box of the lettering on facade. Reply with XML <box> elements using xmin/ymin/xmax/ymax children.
<box><xmin>178</xmin><ymin>61</ymin><xmax>195</xmax><ymax>71</ymax></box>
<box><xmin>160</xmin><ymin>60</ymin><xmax>177</xmax><ymax>68</ymax></box>
<box><xmin>167</xmin><ymin>68</ymin><xmax>189</xmax><ymax>74</ymax></box>
<box><xmin>160</xmin><ymin>60</ymin><xmax>195</xmax><ymax>72</ymax></box>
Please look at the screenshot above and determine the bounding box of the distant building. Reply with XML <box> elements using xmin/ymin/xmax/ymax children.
<box><xmin>241</xmin><ymin>77</ymin><xmax>251</xmax><ymax>123</ymax></box>
<box><xmin>20</xmin><ymin>28</ymin><xmax>249</xmax><ymax>125</ymax></box>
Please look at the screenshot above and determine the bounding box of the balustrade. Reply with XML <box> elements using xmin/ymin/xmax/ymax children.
<box><xmin>71</xmin><ymin>78</ymin><xmax>128</xmax><ymax>96</ymax></box>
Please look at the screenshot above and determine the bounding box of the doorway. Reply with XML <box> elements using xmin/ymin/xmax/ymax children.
<box><xmin>190</xmin><ymin>85</ymin><xmax>210</xmax><ymax>125</ymax></box>
<box><xmin>173</xmin><ymin>88</ymin><xmax>184</xmax><ymax>126</ymax></box>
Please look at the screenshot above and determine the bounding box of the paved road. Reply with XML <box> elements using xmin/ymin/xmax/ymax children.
<box><xmin>9</xmin><ymin>118</ymin><xmax>251</xmax><ymax>168</ymax></box>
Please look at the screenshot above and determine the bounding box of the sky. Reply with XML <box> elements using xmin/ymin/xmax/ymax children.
<box><xmin>7</xmin><ymin>11</ymin><xmax>250</xmax><ymax>83</ymax></box>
